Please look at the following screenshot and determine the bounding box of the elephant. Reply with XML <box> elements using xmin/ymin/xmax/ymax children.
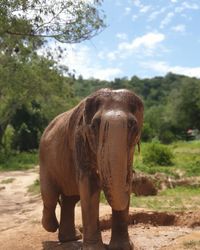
<box><xmin>39</xmin><ymin>88</ymin><xmax>144</xmax><ymax>250</ymax></box>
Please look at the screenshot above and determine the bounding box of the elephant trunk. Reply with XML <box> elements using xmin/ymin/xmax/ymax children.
<box><xmin>97</xmin><ymin>111</ymin><xmax>132</xmax><ymax>211</ymax></box>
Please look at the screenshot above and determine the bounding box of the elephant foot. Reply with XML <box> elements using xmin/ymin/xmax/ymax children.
<box><xmin>82</xmin><ymin>241</ymin><xmax>107</xmax><ymax>250</ymax></box>
<box><xmin>59</xmin><ymin>228</ymin><xmax>82</xmax><ymax>243</ymax></box>
<box><xmin>42</xmin><ymin>210</ymin><xmax>59</xmax><ymax>232</ymax></box>
<box><xmin>109</xmin><ymin>239</ymin><xmax>134</xmax><ymax>250</ymax></box>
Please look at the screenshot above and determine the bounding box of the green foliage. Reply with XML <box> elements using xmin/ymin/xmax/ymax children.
<box><xmin>0</xmin><ymin>151</ymin><xmax>38</xmax><ymax>171</ymax></box>
<box><xmin>11</xmin><ymin>103</ymin><xmax>47</xmax><ymax>151</ymax></box>
<box><xmin>1</xmin><ymin>125</ymin><xmax>15</xmax><ymax>154</ymax></box>
<box><xmin>134</xmin><ymin>141</ymin><xmax>200</xmax><ymax>178</ymax></box>
<box><xmin>160</xmin><ymin>186</ymin><xmax>200</xmax><ymax>196</ymax></box>
<box><xmin>1</xmin><ymin>178</ymin><xmax>15</xmax><ymax>184</ymax></box>
<box><xmin>0</xmin><ymin>0</ymin><xmax>105</xmax><ymax>43</ymax></box>
<box><xmin>130</xmin><ymin>186</ymin><xmax>200</xmax><ymax>211</ymax></box>
<box><xmin>143</xmin><ymin>142</ymin><xmax>174</xmax><ymax>166</ymax></box>
<box><xmin>159</xmin><ymin>129</ymin><xmax>175</xmax><ymax>144</ymax></box>
<box><xmin>0</xmin><ymin>54</ymin><xmax>76</xmax><ymax>151</ymax></box>
<box><xmin>183</xmin><ymin>240</ymin><xmax>200</xmax><ymax>249</ymax></box>
<box><xmin>100</xmin><ymin>192</ymin><xmax>108</xmax><ymax>204</ymax></box>
<box><xmin>0</xmin><ymin>0</ymin><xmax>106</xmax><ymax>154</ymax></box>
<box><xmin>141</xmin><ymin>122</ymin><xmax>155</xmax><ymax>142</ymax></box>
<box><xmin>28</xmin><ymin>179</ymin><xmax>40</xmax><ymax>195</ymax></box>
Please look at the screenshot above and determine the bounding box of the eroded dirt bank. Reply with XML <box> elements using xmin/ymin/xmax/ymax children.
<box><xmin>0</xmin><ymin>169</ymin><xmax>200</xmax><ymax>250</ymax></box>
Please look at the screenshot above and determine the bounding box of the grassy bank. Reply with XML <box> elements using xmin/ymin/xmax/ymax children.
<box><xmin>0</xmin><ymin>151</ymin><xmax>38</xmax><ymax>171</ymax></box>
<box><xmin>134</xmin><ymin>140</ymin><xmax>200</xmax><ymax>178</ymax></box>
<box><xmin>130</xmin><ymin>186</ymin><xmax>200</xmax><ymax>211</ymax></box>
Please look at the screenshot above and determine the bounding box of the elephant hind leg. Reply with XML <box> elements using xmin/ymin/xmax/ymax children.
<box><xmin>41</xmin><ymin>181</ymin><xmax>59</xmax><ymax>232</ymax></box>
<box><xmin>58</xmin><ymin>195</ymin><xmax>82</xmax><ymax>242</ymax></box>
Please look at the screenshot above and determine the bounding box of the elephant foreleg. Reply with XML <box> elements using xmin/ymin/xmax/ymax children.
<box><xmin>79</xmin><ymin>174</ymin><xmax>106</xmax><ymax>250</ymax></box>
<box><xmin>58</xmin><ymin>194</ymin><xmax>82</xmax><ymax>242</ymax></box>
<box><xmin>109</xmin><ymin>204</ymin><xmax>134</xmax><ymax>250</ymax></box>
<box><xmin>41</xmin><ymin>180</ymin><xmax>59</xmax><ymax>232</ymax></box>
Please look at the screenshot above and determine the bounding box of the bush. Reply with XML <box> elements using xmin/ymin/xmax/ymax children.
<box><xmin>141</xmin><ymin>123</ymin><xmax>155</xmax><ymax>142</ymax></box>
<box><xmin>159</xmin><ymin>130</ymin><xmax>176</xmax><ymax>144</ymax></box>
<box><xmin>143</xmin><ymin>142</ymin><xmax>174</xmax><ymax>166</ymax></box>
<box><xmin>0</xmin><ymin>151</ymin><xmax>38</xmax><ymax>171</ymax></box>
<box><xmin>1</xmin><ymin>125</ymin><xmax>15</xmax><ymax>155</ymax></box>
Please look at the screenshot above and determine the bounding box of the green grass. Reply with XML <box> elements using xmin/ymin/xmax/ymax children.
<box><xmin>0</xmin><ymin>151</ymin><xmax>38</xmax><ymax>171</ymax></box>
<box><xmin>183</xmin><ymin>240</ymin><xmax>200</xmax><ymax>249</ymax></box>
<box><xmin>100</xmin><ymin>186</ymin><xmax>200</xmax><ymax>211</ymax></box>
<box><xmin>134</xmin><ymin>140</ymin><xmax>200</xmax><ymax>178</ymax></box>
<box><xmin>0</xmin><ymin>177</ymin><xmax>15</xmax><ymax>184</ymax></box>
<box><xmin>28</xmin><ymin>179</ymin><xmax>40</xmax><ymax>195</ymax></box>
<box><xmin>130</xmin><ymin>186</ymin><xmax>200</xmax><ymax>211</ymax></box>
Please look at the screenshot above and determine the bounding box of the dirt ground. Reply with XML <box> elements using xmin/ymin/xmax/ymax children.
<box><xmin>0</xmin><ymin>168</ymin><xmax>200</xmax><ymax>250</ymax></box>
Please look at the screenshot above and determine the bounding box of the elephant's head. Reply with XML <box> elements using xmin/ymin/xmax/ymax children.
<box><xmin>75</xmin><ymin>88</ymin><xmax>143</xmax><ymax>211</ymax></box>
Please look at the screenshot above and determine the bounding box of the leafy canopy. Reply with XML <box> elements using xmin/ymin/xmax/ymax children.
<box><xmin>0</xmin><ymin>0</ymin><xmax>105</xmax><ymax>43</ymax></box>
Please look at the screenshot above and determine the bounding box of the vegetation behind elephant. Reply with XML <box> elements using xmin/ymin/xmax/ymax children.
<box><xmin>39</xmin><ymin>88</ymin><xmax>144</xmax><ymax>250</ymax></box>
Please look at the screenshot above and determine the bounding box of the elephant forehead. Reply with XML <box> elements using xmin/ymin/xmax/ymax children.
<box><xmin>102</xmin><ymin>110</ymin><xmax>127</xmax><ymax>120</ymax></box>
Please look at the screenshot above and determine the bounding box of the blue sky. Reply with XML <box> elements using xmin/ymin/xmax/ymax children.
<box><xmin>53</xmin><ymin>0</ymin><xmax>200</xmax><ymax>80</ymax></box>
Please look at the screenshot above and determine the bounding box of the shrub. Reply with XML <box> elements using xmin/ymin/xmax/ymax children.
<box><xmin>143</xmin><ymin>142</ymin><xmax>174</xmax><ymax>166</ymax></box>
<box><xmin>141</xmin><ymin>123</ymin><xmax>156</xmax><ymax>142</ymax></box>
<box><xmin>159</xmin><ymin>130</ymin><xmax>176</xmax><ymax>144</ymax></box>
<box><xmin>0</xmin><ymin>151</ymin><xmax>38</xmax><ymax>171</ymax></box>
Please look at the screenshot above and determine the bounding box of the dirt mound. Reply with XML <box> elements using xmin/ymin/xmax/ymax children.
<box><xmin>146</xmin><ymin>172</ymin><xmax>200</xmax><ymax>190</ymax></box>
<box><xmin>132</xmin><ymin>172</ymin><xmax>158</xmax><ymax>196</ymax></box>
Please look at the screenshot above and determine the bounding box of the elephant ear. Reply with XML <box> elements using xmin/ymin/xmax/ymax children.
<box><xmin>84</xmin><ymin>96</ymin><xmax>100</xmax><ymax>124</ymax></box>
<box><xmin>135</xmin><ymin>100</ymin><xmax>144</xmax><ymax>154</ymax></box>
<box><xmin>129</xmin><ymin>94</ymin><xmax>144</xmax><ymax>153</ymax></box>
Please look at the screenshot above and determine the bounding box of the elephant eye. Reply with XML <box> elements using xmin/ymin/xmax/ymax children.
<box><xmin>127</xmin><ymin>118</ymin><xmax>137</xmax><ymax>129</ymax></box>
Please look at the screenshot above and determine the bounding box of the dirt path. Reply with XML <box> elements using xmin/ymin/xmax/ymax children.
<box><xmin>0</xmin><ymin>168</ymin><xmax>200</xmax><ymax>250</ymax></box>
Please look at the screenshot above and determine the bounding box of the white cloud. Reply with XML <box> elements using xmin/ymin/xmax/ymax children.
<box><xmin>175</xmin><ymin>1</ymin><xmax>199</xmax><ymax>13</ymax></box>
<box><xmin>124</xmin><ymin>7</ymin><xmax>131</xmax><ymax>15</ymax></box>
<box><xmin>133</xmin><ymin>0</ymin><xmax>141</xmax><ymax>7</ymax></box>
<box><xmin>142</xmin><ymin>61</ymin><xmax>200</xmax><ymax>78</ymax></box>
<box><xmin>172</xmin><ymin>24</ymin><xmax>186</xmax><ymax>32</ymax></box>
<box><xmin>64</xmin><ymin>46</ymin><xmax>122</xmax><ymax>80</ymax></box>
<box><xmin>132</xmin><ymin>14</ymin><xmax>138</xmax><ymax>21</ymax></box>
<box><xmin>107</xmin><ymin>51</ymin><xmax>117</xmax><ymax>61</ymax></box>
<box><xmin>118</xmin><ymin>32</ymin><xmax>165</xmax><ymax>51</ymax></box>
<box><xmin>140</xmin><ymin>5</ymin><xmax>151</xmax><ymax>13</ymax></box>
<box><xmin>160</xmin><ymin>12</ymin><xmax>174</xmax><ymax>29</ymax></box>
<box><xmin>132</xmin><ymin>0</ymin><xmax>152</xmax><ymax>14</ymax></box>
<box><xmin>91</xmin><ymin>68</ymin><xmax>122</xmax><ymax>80</ymax></box>
<box><xmin>116</xmin><ymin>33</ymin><xmax>128</xmax><ymax>40</ymax></box>
<box><xmin>182</xmin><ymin>2</ymin><xmax>199</xmax><ymax>10</ymax></box>
<box><xmin>38</xmin><ymin>43</ymin><xmax>122</xmax><ymax>80</ymax></box>
<box><xmin>103</xmin><ymin>32</ymin><xmax>165</xmax><ymax>62</ymax></box>
<box><xmin>171</xmin><ymin>0</ymin><xmax>178</xmax><ymax>3</ymax></box>
<box><xmin>148</xmin><ymin>7</ymin><xmax>167</xmax><ymax>21</ymax></box>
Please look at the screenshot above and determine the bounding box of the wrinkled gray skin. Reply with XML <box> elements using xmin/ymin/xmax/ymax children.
<box><xmin>39</xmin><ymin>88</ymin><xmax>144</xmax><ymax>250</ymax></box>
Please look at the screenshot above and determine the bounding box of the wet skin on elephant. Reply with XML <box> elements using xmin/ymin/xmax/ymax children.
<box><xmin>39</xmin><ymin>88</ymin><xmax>144</xmax><ymax>250</ymax></box>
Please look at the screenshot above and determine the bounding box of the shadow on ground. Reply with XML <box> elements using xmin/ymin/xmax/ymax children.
<box><xmin>42</xmin><ymin>241</ymin><xmax>82</xmax><ymax>250</ymax></box>
<box><xmin>42</xmin><ymin>241</ymin><xmax>110</xmax><ymax>250</ymax></box>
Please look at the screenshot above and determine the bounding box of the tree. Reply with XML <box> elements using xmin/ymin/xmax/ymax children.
<box><xmin>0</xmin><ymin>0</ymin><xmax>105</xmax><ymax>44</ymax></box>
<box><xmin>0</xmin><ymin>0</ymin><xmax>105</xmax><ymax>150</ymax></box>
<box><xmin>166</xmin><ymin>78</ymin><xmax>200</xmax><ymax>133</ymax></box>
<box><xmin>0</xmin><ymin>54</ymin><xmax>76</xmax><ymax>149</ymax></box>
